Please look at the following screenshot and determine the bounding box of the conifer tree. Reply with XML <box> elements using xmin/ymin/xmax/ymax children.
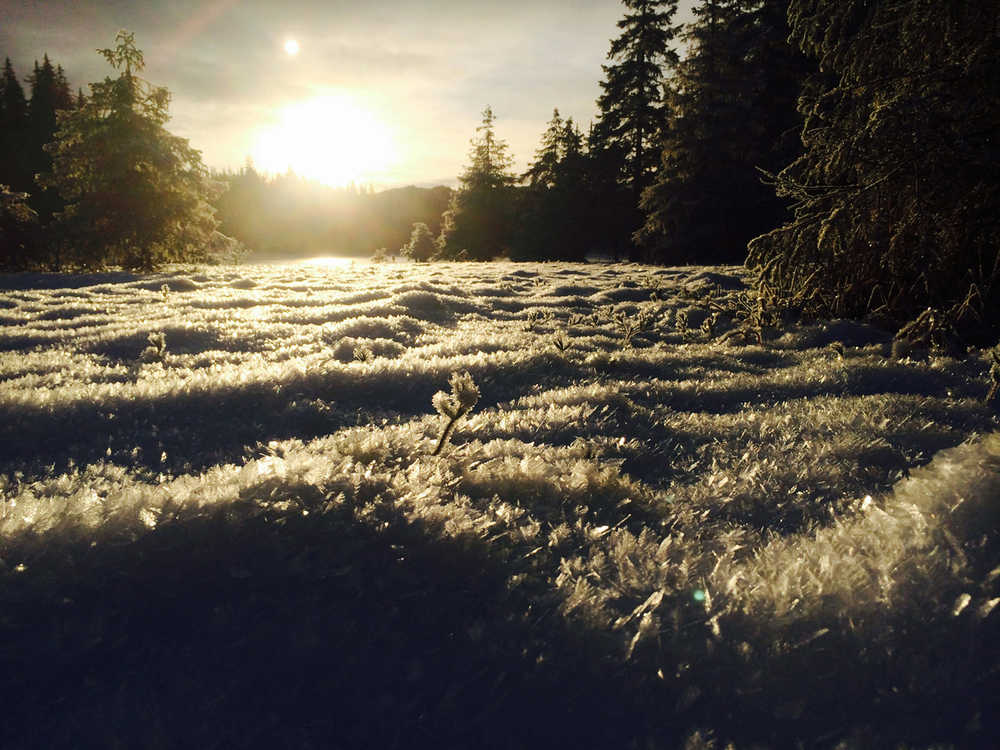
<box><xmin>27</xmin><ymin>56</ymin><xmax>72</xmax><ymax>162</ymax></box>
<box><xmin>0</xmin><ymin>185</ymin><xmax>39</xmax><ymax>270</ymax></box>
<box><xmin>637</xmin><ymin>0</ymin><xmax>810</xmax><ymax>264</ymax></box>
<box><xmin>582</xmin><ymin>123</ymin><xmax>634</xmax><ymax>259</ymax></box>
<box><xmin>589</xmin><ymin>0</ymin><xmax>681</xmax><ymax>259</ymax></box>
<box><xmin>39</xmin><ymin>31</ymin><xmax>221</xmax><ymax>270</ymax></box>
<box><xmin>523</xmin><ymin>109</ymin><xmax>564</xmax><ymax>189</ymax></box>
<box><xmin>437</xmin><ymin>106</ymin><xmax>516</xmax><ymax>260</ymax></box>
<box><xmin>514</xmin><ymin>113</ymin><xmax>590</xmax><ymax>260</ymax></box>
<box><xmin>593</xmin><ymin>0</ymin><xmax>680</xmax><ymax>203</ymax></box>
<box><xmin>0</xmin><ymin>58</ymin><xmax>31</xmax><ymax>193</ymax></box>
<box><xmin>402</xmin><ymin>221</ymin><xmax>435</xmax><ymax>261</ymax></box>
<box><xmin>25</xmin><ymin>55</ymin><xmax>73</xmax><ymax>221</ymax></box>
<box><xmin>747</xmin><ymin>0</ymin><xmax>1000</xmax><ymax>343</ymax></box>
<box><xmin>0</xmin><ymin>59</ymin><xmax>27</xmax><ymax>125</ymax></box>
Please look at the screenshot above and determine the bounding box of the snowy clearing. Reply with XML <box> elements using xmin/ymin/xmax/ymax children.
<box><xmin>1</xmin><ymin>260</ymin><xmax>998</xmax><ymax>748</ymax></box>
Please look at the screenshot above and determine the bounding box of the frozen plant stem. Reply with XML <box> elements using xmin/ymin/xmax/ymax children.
<box><xmin>431</xmin><ymin>371</ymin><xmax>479</xmax><ymax>456</ymax></box>
<box><xmin>140</xmin><ymin>332</ymin><xmax>167</xmax><ymax>362</ymax></box>
<box><xmin>986</xmin><ymin>347</ymin><xmax>1000</xmax><ymax>406</ymax></box>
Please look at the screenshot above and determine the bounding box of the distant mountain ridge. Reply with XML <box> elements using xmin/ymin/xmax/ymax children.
<box><xmin>213</xmin><ymin>171</ymin><xmax>452</xmax><ymax>260</ymax></box>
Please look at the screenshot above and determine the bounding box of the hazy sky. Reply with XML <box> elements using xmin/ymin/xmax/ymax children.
<box><xmin>2</xmin><ymin>0</ymin><xmax>694</xmax><ymax>189</ymax></box>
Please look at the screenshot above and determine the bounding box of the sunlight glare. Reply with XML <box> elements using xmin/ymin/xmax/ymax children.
<box><xmin>296</xmin><ymin>256</ymin><xmax>360</xmax><ymax>268</ymax></box>
<box><xmin>284</xmin><ymin>38</ymin><xmax>300</xmax><ymax>56</ymax></box>
<box><xmin>251</xmin><ymin>94</ymin><xmax>396</xmax><ymax>187</ymax></box>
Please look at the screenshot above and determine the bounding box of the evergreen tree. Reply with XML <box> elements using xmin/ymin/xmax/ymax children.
<box><xmin>593</xmin><ymin>0</ymin><xmax>680</xmax><ymax>203</ymax></box>
<box><xmin>26</xmin><ymin>55</ymin><xmax>73</xmax><ymax>221</ymax></box>
<box><xmin>437</xmin><ymin>106</ymin><xmax>516</xmax><ymax>260</ymax></box>
<box><xmin>27</xmin><ymin>56</ymin><xmax>72</xmax><ymax>161</ymax></box>
<box><xmin>39</xmin><ymin>31</ymin><xmax>221</xmax><ymax>270</ymax></box>
<box><xmin>402</xmin><ymin>221</ymin><xmax>435</xmax><ymax>261</ymax></box>
<box><xmin>514</xmin><ymin>113</ymin><xmax>591</xmax><ymax>260</ymax></box>
<box><xmin>637</xmin><ymin>0</ymin><xmax>811</xmax><ymax>264</ymax></box>
<box><xmin>0</xmin><ymin>59</ymin><xmax>27</xmax><ymax>125</ymax></box>
<box><xmin>0</xmin><ymin>185</ymin><xmax>40</xmax><ymax>269</ymax></box>
<box><xmin>583</xmin><ymin>121</ymin><xmax>636</xmax><ymax>259</ymax></box>
<box><xmin>523</xmin><ymin>109</ymin><xmax>564</xmax><ymax>189</ymax></box>
<box><xmin>747</xmin><ymin>0</ymin><xmax>1000</xmax><ymax>343</ymax></box>
<box><xmin>0</xmin><ymin>58</ymin><xmax>31</xmax><ymax>193</ymax></box>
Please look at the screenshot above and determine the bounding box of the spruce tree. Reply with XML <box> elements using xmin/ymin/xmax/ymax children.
<box><xmin>637</xmin><ymin>0</ymin><xmax>810</xmax><ymax>264</ymax></box>
<box><xmin>39</xmin><ymin>31</ymin><xmax>221</xmax><ymax>270</ymax></box>
<box><xmin>514</xmin><ymin>113</ymin><xmax>590</xmax><ymax>261</ymax></box>
<box><xmin>593</xmin><ymin>0</ymin><xmax>680</xmax><ymax>204</ymax></box>
<box><xmin>523</xmin><ymin>109</ymin><xmax>564</xmax><ymax>189</ymax></box>
<box><xmin>583</xmin><ymin>123</ymin><xmax>635</xmax><ymax>259</ymax></box>
<box><xmin>0</xmin><ymin>59</ymin><xmax>27</xmax><ymax>125</ymax></box>
<box><xmin>26</xmin><ymin>55</ymin><xmax>73</xmax><ymax>221</ymax></box>
<box><xmin>0</xmin><ymin>185</ymin><xmax>40</xmax><ymax>270</ymax></box>
<box><xmin>402</xmin><ymin>222</ymin><xmax>436</xmax><ymax>261</ymax></box>
<box><xmin>0</xmin><ymin>58</ymin><xmax>31</xmax><ymax>193</ymax></box>
<box><xmin>27</xmin><ymin>56</ymin><xmax>72</xmax><ymax>165</ymax></box>
<box><xmin>747</xmin><ymin>0</ymin><xmax>1000</xmax><ymax>343</ymax></box>
<box><xmin>437</xmin><ymin>106</ymin><xmax>516</xmax><ymax>260</ymax></box>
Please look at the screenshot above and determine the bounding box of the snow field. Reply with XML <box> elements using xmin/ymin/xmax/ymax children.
<box><xmin>1</xmin><ymin>259</ymin><xmax>998</xmax><ymax>745</ymax></box>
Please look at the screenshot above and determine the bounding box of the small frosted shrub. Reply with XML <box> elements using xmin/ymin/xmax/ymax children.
<box><xmin>987</xmin><ymin>346</ymin><xmax>1000</xmax><ymax>406</ymax></box>
<box><xmin>431</xmin><ymin>371</ymin><xmax>479</xmax><ymax>456</ymax></box>
<box><xmin>353</xmin><ymin>344</ymin><xmax>374</xmax><ymax>363</ymax></box>
<box><xmin>676</xmin><ymin>309</ymin><xmax>689</xmax><ymax>338</ymax></box>
<box><xmin>892</xmin><ymin>308</ymin><xmax>937</xmax><ymax>359</ymax></box>
<box><xmin>607</xmin><ymin>305</ymin><xmax>657</xmax><ymax>348</ymax></box>
<box><xmin>525</xmin><ymin>310</ymin><xmax>553</xmax><ymax>332</ymax></box>
<box><xmin>140</xmin><ymin>332</ymin><xmax>167</xmax><ymax>363</ymax></box>
<box><xmin>701</xmin><ymin>311</ymin><xmax>720</xmax><ymax>339</ymax></box>
<box><xmin>734</xmin><ymin>290</ymin><xmax>765</xmax><ymax>345</ymax></box>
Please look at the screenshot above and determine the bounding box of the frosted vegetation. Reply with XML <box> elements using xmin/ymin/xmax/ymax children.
<box><xmin>1</xmin><ymin>260</ymin><xmax>998</xmax><ymax>748</ymax></box>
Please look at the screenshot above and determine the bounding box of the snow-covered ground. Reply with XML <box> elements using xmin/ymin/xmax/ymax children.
<box><xmin>1</xmin><ymin>260</ymin><xmax>998</xmax><ymax>747</ymax></box>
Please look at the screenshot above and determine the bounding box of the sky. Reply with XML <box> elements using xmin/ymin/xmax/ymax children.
<box><xmin>1</xmin><ymin>0</ymin><xmax>694</xmax><ymax>190</ymax></box>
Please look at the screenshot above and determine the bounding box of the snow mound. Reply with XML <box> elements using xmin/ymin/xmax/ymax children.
<box><xmin>893</xmin><ymin>430</ymin><xmax>1000</xmax><ymax>537</ymax></box>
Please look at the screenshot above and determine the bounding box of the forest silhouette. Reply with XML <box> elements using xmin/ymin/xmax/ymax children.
<box><xmin>2</xmin><ymin>0</ymin><xmax>999</xmax><ymax>338</ymax></box>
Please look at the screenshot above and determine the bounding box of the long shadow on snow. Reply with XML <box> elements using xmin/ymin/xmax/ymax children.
<box><xmin>0</xmin><ymin>488</ymin><xmax>675</xmax><ymax>750</ymax></box>
<box><xmin>5</xmin><ymin>478</ymin><xmax>993</xmax><ymax>749</ymax></box>
<box><xmin>632</xmin><ymin>363</ymin><xmax>983</xmax><ymax>414</ymax></box>
<box><xmin>0</xmin><ymin>354</ymin><xmax>594</xmax><ymax>479</ymax></box>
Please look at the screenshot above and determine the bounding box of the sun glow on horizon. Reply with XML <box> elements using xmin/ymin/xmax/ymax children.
<box><xmin>284</xmin><ymin>38</ymin><xmax>300</xmax><ymax>56</ymax></box>
<box><xmin>251</xmin><ymin>94</ymin><xmax>397</xmax><ymax>187</ymax></box>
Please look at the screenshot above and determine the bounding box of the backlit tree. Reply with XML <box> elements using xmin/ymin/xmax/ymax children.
<box><xmin>747</xmin><ymin>0</ymin><xmax>1000</xmax><ymax>343</ymax></box>
<box><xmin>39</xmin><ymin>31</ymin><xmax>220</xmax><ymax>270</ymax></box>
<box><xmin>437</xmin><ymin>106</ymin><xmax>516</xmax><ymax>260</ymax></box>
<box><xmin>593</xmin><ymin>0</ymin><xmax>680</xmax><ymax>203</ymax></box>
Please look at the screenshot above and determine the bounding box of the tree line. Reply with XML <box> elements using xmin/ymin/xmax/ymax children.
<box><xmin>424</xmin><ymin>0</ymin><xmax>997</xmax><ymax>343</ymax></box>
<box><xmin>1</xmin><ymin>53</ymin><xmax>78</xmax><ymax>262</ymax></box>
<box><xmin>423</xmin><ymin>0</ymin><xmax>809</xmax><ymax>265</ymax></box>
<box><xmin>1</xmin><ymin>33</ymin><xmax>221</xmax><ymax>271</ymax></box>
<box><xmin>0</xmin><ymin>36</ymin><xmax>451</xmax><ymax>269</ymax></box>
<box><xmin>212</xmin><ymin>165</ymin><xmax>450</xmax><ymax>260</ymax></box>
<box><xmin>2</xmin><ymin>1</ymin><xmax>998</xmax><ymax>343</ymax></box>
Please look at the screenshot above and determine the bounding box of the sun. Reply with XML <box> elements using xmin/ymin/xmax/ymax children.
<box><xmin>251</xmin><ymin>94</ymin><xmax>397</xmax><ymax>187</ymax></box>
<box><xmin>284</xmin><ymin>38</ymin><xmax>299</xmax><ymax>56</ymax></box>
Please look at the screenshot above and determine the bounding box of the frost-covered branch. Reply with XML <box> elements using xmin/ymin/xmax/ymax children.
<box><xmin>431</xmin><ymin>371</ymin><xmax>480</xmax><ymax>456</ymax></box>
